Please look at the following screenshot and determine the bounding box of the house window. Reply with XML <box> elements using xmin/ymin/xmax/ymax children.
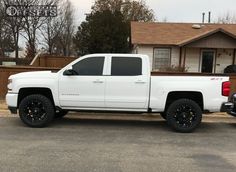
<box><xmin>153</xmin><ymin>48</ymin><xmax>171</xmax><ymax>70</ymax></box>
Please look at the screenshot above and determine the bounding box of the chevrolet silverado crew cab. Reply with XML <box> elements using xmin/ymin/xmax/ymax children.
<box><xmin>6</xmin><ymin>54</ymin><xmax>231</xmax><ymax>132</ymax></box>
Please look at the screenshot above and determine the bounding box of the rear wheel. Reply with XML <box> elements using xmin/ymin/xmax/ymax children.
<box><xmin>166</xmin><ymin>99</ymin><xmax>202</xmax><ymax>133</ymax></box>
<box><xmin>19</xmin><ymin>94</ymin><xmax>55</xmax><ymax>127</ymax></box>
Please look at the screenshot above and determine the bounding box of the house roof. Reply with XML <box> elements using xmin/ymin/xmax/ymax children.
<box><xmin>131</xmin><ymin>22</ymin><xmax>236</xmax><ymax>46</ymax></box>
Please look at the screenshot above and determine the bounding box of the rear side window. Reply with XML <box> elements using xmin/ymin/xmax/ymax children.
<box><xmin>111</xmin><ymin>57</ymin><xmax>142</xmax><ymax>76</ymax></box>
<box><xmin>72</xmin><ymin>57</ymin><xmax>104</xmax><ymax>75</ymax></box>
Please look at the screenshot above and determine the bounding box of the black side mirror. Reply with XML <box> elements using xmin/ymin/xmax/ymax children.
<box><xmin>63</xmin><ymin>69</ymin><xmax>78</xmax><ymax>76</ymax></box>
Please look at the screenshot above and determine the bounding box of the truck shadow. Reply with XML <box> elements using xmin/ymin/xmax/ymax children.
<box><xmin>52</xmin><ymin>117</ymin><xmax>169</xmax><ymax>130</ymax></box>
<box><xmin>49</xmin><ymin>115</ymin><xmax>228</xmax><ymax>134</ymax></box>
<box><xmin>9</xmin><ymin>113</ymin><xmax>236</xmax><ymax>133</ymax></box>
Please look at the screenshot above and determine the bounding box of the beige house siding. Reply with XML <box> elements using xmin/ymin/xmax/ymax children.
<box><xmin>186</xmin><ymin>32</ymin><xmax>236</xmax><ymax>49</ymax></box>
<box><xmin>134</xmin><ymin>45</ymin><xmax>154</xmax><ymax>69</ymax></box>
<box><xmin>133</xmin><ymin>45</ymin><xmax>234</xmax><ymax>73</ymax></box>
<box><xmin>215</xmin><ymin>49</ymin><xmax>234</xmax><ymax>73</ymax></box>
<box><xmin>185</xmin><ymin>48</ymin><xmax>200</xmax><ymax>72</ymax></box>
<box><xmin>134</xmin><ymin>45</ymin><xmax>180</xmax><ymax>70</ymax></box>
<box><xmin>171</xmin><ymin>47</ymin><xmax>180</xmax><ymax>66</ymax></box>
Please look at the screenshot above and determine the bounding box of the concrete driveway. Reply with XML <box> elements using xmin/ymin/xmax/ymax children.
<box><xmin>0</xmin><ymin>113</ymin><xmax>236</xmax><ymax>172</ymax></box>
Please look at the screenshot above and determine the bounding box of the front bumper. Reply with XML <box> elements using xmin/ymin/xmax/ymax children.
<box><xmin>6</xmin><ymin>93</ymin><xmax>18</xmax><ymax>108</ymax></box>
<box><xmin>6</xmin><ymin>93</ymin><xmax>18</xmax><ymax>114</ymax></box>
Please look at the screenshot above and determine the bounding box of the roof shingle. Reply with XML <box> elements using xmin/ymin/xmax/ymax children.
<box><xmin>131</xmin><ymin>22</ymin><xmax>236</xmax><ymax>45</ymax></box>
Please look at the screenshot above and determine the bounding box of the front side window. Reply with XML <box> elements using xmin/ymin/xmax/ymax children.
<box><xmin>153</xmin><ymin>48</ymin><xmax>171</xmax><ymax>70</ymax></box>
<box><xmin>72</xmin><ymin>57</ymin><xmax>104</xmax><ymax>75</ymax></box>
<box><xmin>111</xmin><ymin>57</ymin><xmax>142</xmax><ymax>76</ymax></box>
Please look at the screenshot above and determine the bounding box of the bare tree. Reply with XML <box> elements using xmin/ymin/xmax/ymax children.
<box><xmin>56</xmin><ymin>0</ymin><xmax>75</xmax><ymax>56</ymax></box>
<box><xmin>3</xmin><ymin>0</ymin><xmax>24</xmax><ymax>58</ymax></box>
<box><xmin>22</xmin><ymin>0</ymin><xmax>41</xmax><ymax>58</ymax></box>
<box><xmin>39</xmin><ymin>0</ymin><xmax>62</xmax><ymax>54</ymax></box>
<box><xmin>216</xmin><ymin>12</ymin><xmax>236</xmax><ymax>24</ymax></box>
<box><xmin>39</xmin><ymin>0</ymin><xmax>75</xmax><ymax>56</ymax></box>
<box><xmin>21</xmin><ymin>0</ymin><xmax>55</xmax><ymax>58</ymax></box>
<box><xmin>0</xmin><ymin>1</ymin><xmax>6</xmax><ymax>56</ymax></box>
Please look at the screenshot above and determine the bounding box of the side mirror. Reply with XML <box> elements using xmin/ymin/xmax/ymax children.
<box><xmin>63</xmin><ymin>69</ymin><xmax>78</xmax><ymax>76</ymax></box>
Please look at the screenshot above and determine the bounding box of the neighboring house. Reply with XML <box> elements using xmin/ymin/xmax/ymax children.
<box><xmin>131</xmin><ymin>22</ymin><xmax>236</xmax><ymax>73</ymax></box>
<box><xmin>6</xmin><ymin>49</ymin><xmax>26</xmax><ymax>58</ymax></box>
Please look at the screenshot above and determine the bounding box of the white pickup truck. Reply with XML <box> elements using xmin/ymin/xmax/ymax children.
<box><xmin>6</xmin><ymin>54</ymin><xmax>231</xmax><ymax>132</ymax></box>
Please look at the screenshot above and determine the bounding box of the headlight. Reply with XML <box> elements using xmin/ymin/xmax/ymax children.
<box><xmin>7</xmin><ymin>79</ymin><xmax>12</xmax><ymax>91</ymax></box>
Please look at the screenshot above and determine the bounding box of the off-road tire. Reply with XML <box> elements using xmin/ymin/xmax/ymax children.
<box><xmin>19</xmin><ymin>94</ymin><xmax>55</xmax><ymax>127</ymax></box>
<box><xmin>166</xmin><ymin>99</ymin><xmax>202</xmax><ymax>133</ymax></box>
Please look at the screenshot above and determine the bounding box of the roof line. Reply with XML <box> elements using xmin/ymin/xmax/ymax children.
<box><xmin>131</xmin><ymin>21</ymin><xmax>236</xmax><ymax>26</ymax></box>
<box><xmin>178</xmin><ymin>28</ymin><xmax>236</xmax><ymax>46</ymax></box>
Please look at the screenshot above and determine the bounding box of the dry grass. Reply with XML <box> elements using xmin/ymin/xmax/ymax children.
<box><xmin>0</xmin><ymin>100</ymin><xmax>7</xmax><ymax>110</ymax></box>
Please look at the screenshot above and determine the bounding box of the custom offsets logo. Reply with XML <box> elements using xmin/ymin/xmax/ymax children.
<box><xmin>6</xmin><ymin>5</ymin><xmax>57</xmax><ymax>17</ymax></box>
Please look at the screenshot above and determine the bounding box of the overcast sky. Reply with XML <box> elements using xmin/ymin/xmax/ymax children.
<box><xmin>70</xmin><ymin>0</ymin><xmax>236</xmax><ymax>24</ymax></box>
<box><xmin>19</xmin><ymin>0</ymin><xmax>236</xmax><ymax>48</ymax></box>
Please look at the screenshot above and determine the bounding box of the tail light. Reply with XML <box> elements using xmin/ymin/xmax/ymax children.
<box><xmin>222</xmin><ymin>81</ymin><xmax>231</xmax><ymax>97</ymax></box>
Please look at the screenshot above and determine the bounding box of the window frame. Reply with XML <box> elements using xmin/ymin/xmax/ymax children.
<box><xmin>153</xmin><ymin>47</ymin><xmax>171</xmax><ymax>71</ymax></box>
<box><xmin>71</xmin><ymin>56</ymin><xmax>105</xmax><ymax>76</ymax></box>
<box><xmin>109</xmin><ymin>56</ymin><xmax>143</xmax><ymax>76</ymax></box>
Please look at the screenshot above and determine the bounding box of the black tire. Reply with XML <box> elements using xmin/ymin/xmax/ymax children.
<box><xmin>19</xmin><ymin>94</ymin><xmax>55</xmax><ymax>127</ymax></box>
<box><xmin>160</xmin><ymin>112</ymin><xmax>167</xmax><ymax>120</ymax></box>
<box><xmin>55</xmin><ymin>110</ymin><xmax>68</xmax><ymax>118</ymax></box>
<box><xmin>166</xmin><ymin>99</ymin><xmax>202</xmax><ymax>133</ymax></box>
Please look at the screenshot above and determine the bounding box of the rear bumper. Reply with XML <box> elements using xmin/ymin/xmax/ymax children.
<box><xmin>220</xmin><ymin>102</ymin><xmax>233</xmax><ymax>112</ymax></box>
<box><xmin>221</xmin><ymin>102</ymin><xmax>236</xmax><ymax>117</ymax></box>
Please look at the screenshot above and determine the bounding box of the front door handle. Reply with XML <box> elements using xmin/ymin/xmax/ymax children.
<box><xmin>93</xmin><ymin>80</ymin><xmax>104</xmax><ymax>84</ymax></box>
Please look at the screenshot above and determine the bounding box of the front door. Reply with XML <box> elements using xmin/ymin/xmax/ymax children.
<box><xmin>58</xmin><ymin>56</ymin><xmax>105</xmax><ymax>108</ymax></box>
<box><xmin>201</xmin><ymin>50</ymin><xmax>215</xmax><ymax>73</ymax></box>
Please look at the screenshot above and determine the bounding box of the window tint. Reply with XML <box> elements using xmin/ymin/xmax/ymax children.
<box><xmin>72</xmin><ymin>57</ymin><xmax>104</xmax><ymax>75</ymax></box>
<box><xmin>111</xmin><ymin>57</ymin><xmax>142</xmax><ymax>76</ymax></box>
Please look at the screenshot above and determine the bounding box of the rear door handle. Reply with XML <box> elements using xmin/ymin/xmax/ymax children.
<box><xmin>135</xmin><ymin>80</ymin><xmax>146</xmax><ymax>84</ymax></box>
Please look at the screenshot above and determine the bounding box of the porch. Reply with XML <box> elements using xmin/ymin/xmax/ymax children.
<box><xmin>180</xmin><ymin>47</ymin><xmax>235</xmax><ymax>73</ymax></box>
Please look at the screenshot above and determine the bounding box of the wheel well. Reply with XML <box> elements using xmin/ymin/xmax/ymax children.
<box><xmin>165</xmin><ymin>91</ymin><xmax>203</xmax><ymax>110</ymax></box>
<box><xmin>18</xmin><ymin>88</ymin><xmax>54</xmax><ymax>107</ymax></box>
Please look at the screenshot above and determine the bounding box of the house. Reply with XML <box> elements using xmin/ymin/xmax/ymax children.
<box><xmin>6</xmin><ymin>49</ymin><xmax>26</xmax><ymax>58</ymax></box>
<box><xmin>131</xmin><ymin>22</ymin><xmax>236</xmax><ymax>73</ymax></box>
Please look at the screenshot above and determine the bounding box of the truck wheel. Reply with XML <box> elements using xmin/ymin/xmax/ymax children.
<box><xmin>166</xmin><ymin>99</ymin><xmax>202</xmax><ymax>133</ymax></box>
<box><xmin>55</xmin><ymin>110</ymin><xmax>68</xmax><ymax>118</ymax></box>
<box><xmin>19</xmin><ymin>94</ymin><xmax>55</xmax><ymax>127</ymax></box>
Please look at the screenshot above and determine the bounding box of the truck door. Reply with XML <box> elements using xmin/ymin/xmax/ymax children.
<box><xmin>105</xmin><ymin>56</ymin><xmax>149</xmax><ymax>109</ymax></box>
<box><xmin>58</xmin><ymin>56</ymin><xmax>106</xmax><ymax>108</ymax></box>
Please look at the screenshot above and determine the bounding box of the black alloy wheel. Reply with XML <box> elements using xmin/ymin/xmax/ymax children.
<box><xmin>19</xmin><ymin>94</ymin><xmax>55</xmax><ymax>127</ymax></box>
<box><xmin>166</xmin><ymin>99</ymin><xmax>202</xmax><ymax>133</ymax></box>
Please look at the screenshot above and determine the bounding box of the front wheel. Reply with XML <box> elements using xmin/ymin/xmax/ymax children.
<box><xmin>19</xmin><ymin>94</ymin><xmax>55</xmax><ymax>127</ymax></box>
<box><xmin>166</xmin><ymin>99</ymin><xmax>202</xmax><ymax>133</ymax></box>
